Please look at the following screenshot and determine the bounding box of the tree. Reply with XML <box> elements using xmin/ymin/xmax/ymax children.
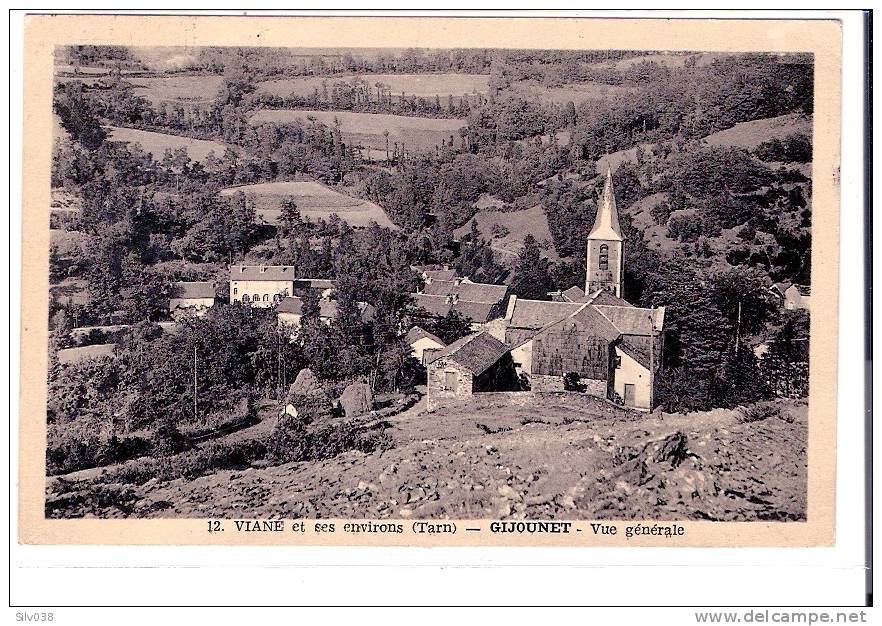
<box><xmin>430</xmin><ymin>310</ymin><xmax>474</xmax><ymax>345</ymax></box>
<box><xmin>509</xmin><ymin>234</ymin><xmax>553</xmax><ymax>300</ymax></box>
<box><xmin>53</xmin><ymin>82</ymin><xmax>106</xmax><ymax>150</ymax></box>
<box><xmin>279</xmin><ymin>198</ymin><xmax>303</xmax><ymax>239</ymax></box>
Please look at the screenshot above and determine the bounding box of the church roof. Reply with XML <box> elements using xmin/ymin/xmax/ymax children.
<box><xmin>593</xmin><ymin>305</ymin><xmax>665</xmax><ymax>336</ymax></box>
<box><xmin>588</xmin><ymin>165</ymin><xmax>624</xmax><ymax>242</ymax></box>
<box><xmin>586</xmin><ymin>289</ymin><xmax>633</xmax><ymax>307</ymax></box>
<box><xmin>427</xmin><ymin>331</ymin><xmax>510</xmax><ymax>375</ymax></box>
<box><xmin>506</xmin><ymin>297</ymin><xmax>584</xmax><ymax>330</ymax></box>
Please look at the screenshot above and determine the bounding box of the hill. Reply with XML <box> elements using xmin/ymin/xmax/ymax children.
<box><xmin>702</xmin><ymin>113</ymin><xmax>811</xmax><ymax>150</ymax></box>
<box><xmin>454</xmin><ymin>201</ymin><xmax>558</xmax><ymax>262</ymax></box>
<box><xmin>46</xmin><ymin>395</ymin><xmax>806</xmax><ymax>521</ymax></box>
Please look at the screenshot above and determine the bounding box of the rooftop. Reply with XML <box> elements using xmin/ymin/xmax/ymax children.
<box><xmin>172</xmin><ymin>281</ymin><xmax>215</xmax><ymax>300</ymax></box>
<box><xmin>411</xmin><ymin>294</ymin><xmax>498</xmax><ymax>323</ymax></box>
<box><xmin>593</xmin><ymin>305</ymin><xmax>665</xmax><ymax>335</ymax></box>
<box><xmin>405</xmin><ymin>326</ymin><xmax>446</xmax><ymax>347</ymax></box>
<box><xmin>427</xmin><ymin>331</ymin><xmax>510</xmax><ymax>375</ymax></box>
<box><xmin>229</xmin><ymin>265</ymin><xmax>296</xmax><ymax>281</ymax></box>
<box><xmin>421</xmin><ymin>279</ymin><xmax>508</xmax><ymax>304</ymax></box>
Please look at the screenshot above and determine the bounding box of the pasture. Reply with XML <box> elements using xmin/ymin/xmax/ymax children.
<box><xmin>126</xmin><ymin>75</ymin><xmax>225</xmax><ymax>107</ymax></box>
<box><xmin>104</xmin><ymin>126</ymin><xmax>233</xmax><ymax>163</ymax></box>
<box><xmin>454</xmin><ymin>202</ymin><xmax>558</xmax><ymax>261</ymax></box>
<box><xmin>248</xmin><ymin>109</ymin><xmax>466</xmax><ymax>153</ymax></box>
<box><xmin>219</xmin><ymin>180</ymin><xmax>397</xmax><ymax>229</ymax></box>
<box><xmin>702</xmin><ymin>114</ymin><xmax>812</xmax><ymax>151</ymax></box>
<box><xmin>256</xmin><ymin>73</ymin><xmax>489</xmax><ymax>99</ymax></box>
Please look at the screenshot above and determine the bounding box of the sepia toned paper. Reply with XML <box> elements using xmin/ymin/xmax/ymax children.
<box><xmin>19</xmin><ymin>13</ymin><xmax>841</xmax><ymax>547</ymax></box>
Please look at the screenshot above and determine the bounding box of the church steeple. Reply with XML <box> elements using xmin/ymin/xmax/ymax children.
<box><xmin>585</xmin><ymin>165</ymin><xmax>625</xmax><ymax>297</ymax></box>
<box><xmin>589</xmin><ymin>165</ymin><xmax>623</xmax><ymax>242</ymax></box>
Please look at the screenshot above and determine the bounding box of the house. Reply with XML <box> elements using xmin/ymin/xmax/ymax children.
<box><xmin>783</xmin><ymin>284</ymin><xmax>810</xmax><ymax>311</ymax></box>
<box><xmin>770</xmin><ymin>282</ymin><xmax>811</xmax><ymax>312</ymax></box>
<box><xmin>425</xmin><ymin>331</ymin><xmax>519</xmax><ymax>412</ymax></box>
<box><xmin>229</xmin><ymin>264</ymin><xmax>296</xmax><ymax>307</ymax></box>
<box><xmin>276</xmin><ymin>295</ymin><xmax>376</xmax><ymax>336</ymax></box>
<box><xmin>405</xmin><ymin>326</ymin><xmax>446</xmax><ymax>365</ymax></box>
<box><xmin>292</xmin><ymin>278</ymin><xmax>336</xmax><ymax>299</ymax></box>
<box><xmin>169</xmin><ymin>281</ymin><xmax>215</xmax><ymax>317</ymax></box>
<box><xmin>411</xmin><ymin>276</ymin><xmax>509</xmax><ymax>330</ymax></box>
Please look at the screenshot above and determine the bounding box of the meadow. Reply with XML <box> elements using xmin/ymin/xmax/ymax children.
<box><xmin>104</xmin><ymin>126</ymin><xmax>233</xmax><ymax>163</ymax></box>
<box><xmin>702</xmin><ymin>113</ymin><xmax>812</xmax><ymax>151</ymax></box>
<box><xmin>256</xmin><ymin>73</ymin><xmax>490</xmax><ymax>99</ymax></box>
<box><xmin>219</xmin><ymin>180</ymin><xmax>398</xmax><ymax>229</ymax></box>
<box><xmin>126</xmin><ymin>75</ymin><xmax>225</xmax><ymax>107</ymax></box>
<box><xmin>248</xmin><ymin>109</ymin><xmax>466</xmax><ymax>153</ymax></box>
<box><xmin>453</xmin><ymin>201</ymin><xmax>558</xmax><ymax>261</ymax></box>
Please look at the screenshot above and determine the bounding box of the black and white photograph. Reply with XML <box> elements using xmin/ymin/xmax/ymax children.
<box><xmin>38</xmin><ymin>39</ymin><xmax>821</xmax><ymax>525</ymax></box>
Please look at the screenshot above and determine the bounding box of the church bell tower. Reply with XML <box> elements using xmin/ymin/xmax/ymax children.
<box><xmin>585</xmin><ymin>165</ymin><xmax>625</xmax><ymax>297</ymax></box>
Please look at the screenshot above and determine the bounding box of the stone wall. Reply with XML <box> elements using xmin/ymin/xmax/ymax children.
<box><xmin>426</xmin><ymin>358</ymin><xmax>474</xmax><ymax>412</ymax></box>
<box><xmin>529</xmin><ymin>373</ymin><xmax>606</xmax><ymax>397</ymax></box>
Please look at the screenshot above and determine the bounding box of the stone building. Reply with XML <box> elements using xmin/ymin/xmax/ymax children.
<box><xmin>229</xmin><ymin>264</ymin><xmax>296</xmax><ymax>307</ymax></box>
<box><xmin>491</xmin><ymin>167</ymin><xmax>665</xmax><ymax>411</ymax></box>
<box><xmin>425</xmin><ymin>331</ymin><xmax>519</xmax><ymax>412</ymax></box>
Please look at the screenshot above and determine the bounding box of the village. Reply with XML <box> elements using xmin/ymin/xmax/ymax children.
<box><xmin>45</xmin><ymin>45</ymin><xmax>814</xmax><ymax>520</ymax></box>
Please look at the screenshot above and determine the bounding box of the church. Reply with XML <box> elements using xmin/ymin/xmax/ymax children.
<box><xmin>485</xmin><ymin>166</ymin><xmax>666</xmax><ymax>410</ymax></box>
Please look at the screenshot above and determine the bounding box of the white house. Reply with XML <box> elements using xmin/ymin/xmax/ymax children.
<box><xmin>229</xmin><ymin>265</ymin><xmax>296</xmax><ymax>307</ymax></box>
<box><xmin>405</xmin><ymin>326</ymin><xmax>447</xmax><ymax>365</ymax></box>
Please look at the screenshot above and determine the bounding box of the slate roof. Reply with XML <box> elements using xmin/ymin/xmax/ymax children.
<box><xmin>411</xmin><ymin>294</ymin><xmax>497</xmax><ymax>323</ymax></box>
<box><xmin>424</xmin><ymin>269</ymin><xmax>457</xmax><ymax>282</ymax></box>
<box><xmin>520</xmin><ymin>303</ymin><xmax>622</xmax><ymax>349</ymax></box>
<box><xmin>405</xmin><ymin>326</ymin><xmax>446</xmax><ymax>347</ymax></box>
<box><xmin>593</xmin><ymin>305</ymin><xmax>665</xmax><ymax>336</ymax></box>
<box><xmin>229</xmin><ymin>265</ymin><xmax>296</xmax><ymax>281</ymax></box>
<box><xmin>421</xmin><ymin>280</ymin><xmax>508</xmax><ymax>304</ymax></box>
<box><xmin>277</xmin><ymin>296</ymin><xmax>338</xmax><ymax>318</ymax></box>
<box><xmin>172</xmin><ymin>281</ymin><xmax>215</xmax><ymax>300</ymax></box>
<box><xmin>618</xmin><ymin>338</ymin><xmax>652</xmax><ymax>369</ymax></box>
<box><xmin>427</xmin><ymin>331</ymin><xmax>510</xmax><ymax>375</ymax></box>
<box><xmin>560</xmin><ymin>286</ymin><xmax>587</xmax><ymax>302</ymax></box>
<box><xmin>507</xmin><ymin>298</ymin><xmax>584</xmax><ymax>330</ymax></box>
<box><xmin>586</xmin><ymin>290</ymin><xmax>633</xmax><ymax>307</ymax></box>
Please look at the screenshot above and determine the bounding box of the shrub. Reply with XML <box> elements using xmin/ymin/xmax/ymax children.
<box><xmin>738</xmin><ymin>402</ymin><xmax>781</xmax><ymax>423</ymax></box>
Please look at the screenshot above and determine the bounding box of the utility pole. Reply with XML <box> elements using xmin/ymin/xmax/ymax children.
<box><xmin>648</xmin><ymin>311</ymin><xmax>655</xmax><ymax>411</ymax></box>
<box><xmin>193</xmin><ymin>344</ymin><xmax>199</xmax><ymax>424</ymax></box>
<box><xmin>735</xmin><ymin>300</ymin><xmax>742</xmax><ymax>355</ymax></box>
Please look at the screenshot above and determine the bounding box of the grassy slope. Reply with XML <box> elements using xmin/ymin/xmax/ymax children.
<box><xmin>453</xmin><ymin>200</ymin><xmax>559</xmax><ymax>262</ymax></box>
<box><xmin>104</xmin><ymin>126</ymin><xmax>233</xmax><ymax>163</ymax></box>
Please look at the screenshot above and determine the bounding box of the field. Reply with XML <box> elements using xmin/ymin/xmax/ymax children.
<box><xmin>454</xmin><ymin>201</ymin><xmax>558</xmax><ymax>261</ymax></box>
<box><xmin>257</xmin><ymin>73</ymin><xmax>489</xmax><ymax>99</ymax></box>
<box><xmin>702</xmin><ymin>113</ymin><xmax>812</xmax><ymax>151</ymax></box>
<box><xmin>126</xmin><ymin>75</ymin><xmax>225</xmax><ymax>107</ymax></box>
<box><xmin>248</xmin><ymin>109</ymin><xmax>466</xmax><ymax>153</ymax></box>
<box><xmin>219</xmin><ymin>180</ymin><xmax>397</xmax><ymax>229</ymax></box>
<box><xmin>104</xmin><ymin>126</ymin><xmax>233</xmax><ymax>163</ymax></box>
<box><xmin>509</xmin><ymin>80</ymin><xmax>637</xmax><ymax>105</ymax></box>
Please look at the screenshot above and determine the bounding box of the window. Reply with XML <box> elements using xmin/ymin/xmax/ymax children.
<box><xmin>444</xmin><ymin>371</ymin><xmax>458</xmax><ymax>392</ymax></box>
<box><xmin>273</xmin><ymin>294</ymin><xmax>281</xmax><ymax>303</ymax></box>
<box><xmin>233</xmin><ymin>287</ymin><xmax>238</xmax><ymax>296</ymax></box>
<box><xmin>253</xmin><ymin>294</ymin><xmax>261</xmax><ymax>302</ymax></box>
<box><xmin>599</xmin><ymin>244</ymin><xmax>609</xmax><ymax>271</ymax></box>
<box><xmin>242</xmin><ymin>294</ymin><xmax>250</xmax><ymax>303</ymax></box>
<box><xmin>263</xmin><ymin>294</ymin><xmax>270</xmax><ymax>302</ymax></box>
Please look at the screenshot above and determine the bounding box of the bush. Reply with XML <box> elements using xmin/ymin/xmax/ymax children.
<box><xmin>266</xmin><ymin>414</ymin><xmax>392</xmax><ymax>464</ymax></box>
<box><xmin>563</xmin><ymin>372</ymin><xmax>585</xmax><ymax>392</ymax></box>
<box><xmin>738</xmin><ymin>402</ymin><xmax>781</xmax><ymax>423</ymax></box>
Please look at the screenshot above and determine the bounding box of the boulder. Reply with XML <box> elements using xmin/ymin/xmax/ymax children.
<box><xmin>290</xmin><ymin>368</ymin><xmax>322</xmax><ymax>397</ymax></box>
<box><xmin>339</xmin><ymin>382</ymin><xmax>373</xmax><ymax>418</ymax></box>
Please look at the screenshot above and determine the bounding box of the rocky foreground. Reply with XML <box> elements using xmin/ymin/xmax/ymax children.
<box><xmin>47</xmin><ymin>395</ymin><xmax>807</xmax><ymax>521</ymax></box>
